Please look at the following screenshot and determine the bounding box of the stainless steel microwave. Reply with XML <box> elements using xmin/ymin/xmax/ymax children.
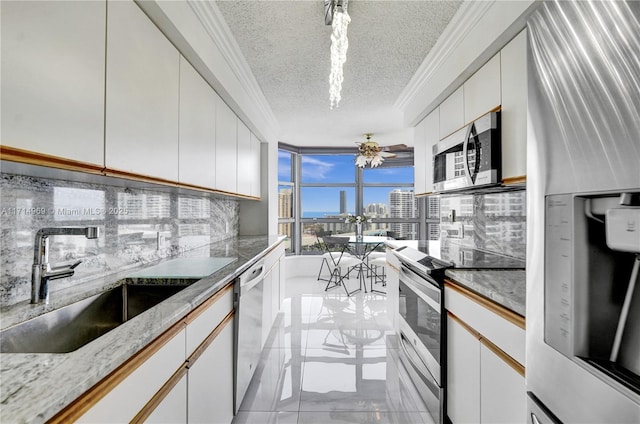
<box><xmin>433</xmin><ymin>111</ymin><xmax>501</xmax><ymax>193</ymax></box>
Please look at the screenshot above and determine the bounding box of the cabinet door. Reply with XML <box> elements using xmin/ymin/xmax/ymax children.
<box><xmin>439</xmin><ymin>87</ymin><xmax>464</xmax><ymax>139</ymax></box>
<box><xmin>447</xmin><ymin>315</ymin><xmax>481</xmax><ymax>424</ymax></box>
<box><xmin>236</xmin><ymin>120</ymin><xmax>252</xmax><ymax>196</ymax></box>
<box><xmin>271</xmin><ymin>261</ymin><xmax>281</xmax><ymax>319</ymax></box>
<box><xmin>262</xmin><ymin>267</ymin><xmax>273</xmax><ymax>348</ymax></box>
<box><xmin>500</xmin><ymin>30</ymin><xmax>527</xmax><ymax>181</ymax></box>
<box><xmin>423</xmin><ymin>108</ymin><xmax>440</xmax><ymax>193</ymax></box>
<box><xmin>250</xmin><ymin>133</ymin><xmax>262</xmax><ymax>198</ymax></box>
<box><xmin>1</xmin><ymin>0</ymin><xmax>105</xmax><ymax>165</ymax></box>
<box><xmin>215</xmin><ymin>100</ymin><xmax>238</xmax><ymax>193</ymax></box>
<box><xmin>145</xmin><ymin>375</ymin><xmax>187</xmax><ymax>424</ymax></box>
<box><xmin>385</xmin><ymin>251</ymin><xmax>400</xmax><ymax>333</ymax></box>
<box><xmin>178</xmin><ymin>56</ymin><xmax>216</xmax><ymax>189</ymax></box>
<box><xmin>105</xmin><ymin>0</ymin><xmax>179</xmax><ymax>181</ymax></box>
<box><xmin>413</xmin><ymin>120</ymin><xmax>427</xmax><ymax>195</ymax></box>
<box><xmin>464</xmin><ymin>53</ymin><xmax>501</xmax><ymax>123</ymax></box>
<box><xmin>188</xmin><ymin>320</ymin><xmax>234</xmax><ymax>424</ymax></box>
<box><xmin>480</xmin><ymin>343</ymin><xmax>526</xmax><ymax>423</ymax></box>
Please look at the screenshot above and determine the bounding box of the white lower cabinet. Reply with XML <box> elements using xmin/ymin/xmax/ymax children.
<box><xmin>262</xmin><ymin>266</ymin><xmax>273</xmax><ymax>348</ymax></box>
<box><xmin>447</xmin><ymin>315</ymin><xmax>481</xmax><ymax>424</ymax></box>
<box><xmin>385</xmin><ymin>250</ymin><xmax>400</xmax><ymax>333</ymax></box>
<box><xmin>188</xmin><ymin>321</ymin><xmax>235</xmax><ymax>424</ymax></box>
<box><xmin>76</xmin><ymin>285</ymin><xmax>235</xmax><ymax>424</ymax></box>
<box><xmin>262</xmin><ymin>244</ymin><xmax>285</xmax><ymax>347</ymax></box>
<box><xmin>147</xmin><ymin>375</ymin><xmax>188</xmax><ymax>423</ymax></box>
<box><xmin>447</xmin><ymin>313</ymin><xmax>526</xmax><ymax>424</ymax></box>
<box><xmin>480</xmin><ymin>343</ymin><xmax>526</xmax><ymax>424</ymax></box>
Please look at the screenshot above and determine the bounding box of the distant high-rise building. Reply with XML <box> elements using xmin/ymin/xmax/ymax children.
<box><xmin>389</xmin><ymin>189</ymin><xmax>417</xmax><ymax>239</ymax></box>
<box><xmin>364</xmin><ymin>203</ymin><xmax>388</xmax><ymax>217</ymax></box>
<box><xmin>278</xmin><ymin>188</ymin><xmax>293</xmax><ymax>237</ymax></box>
<box><xmin>339</xmin><ymin>190</ymin><xmax>347</xmax><ymax>214</ymax></box>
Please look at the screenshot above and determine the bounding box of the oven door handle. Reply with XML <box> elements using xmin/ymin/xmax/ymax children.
<box><xmin>399</xmin><ymin>268</ymin><xmax>441</xmax><ymax>310</ymax></box>
<box><xmin>400</xmin><ymin>332</ymin><xmax>439</xmax><ymax>385</ymax></box>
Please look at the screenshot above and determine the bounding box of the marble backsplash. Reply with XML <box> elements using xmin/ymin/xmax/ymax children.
<box><xmin>439</xmin><ymin>189</ymin><xmax>526</xmax><ymax>259</ymax></box>
<box><xmin>0</xmin><ymin>173</ymin><xmax>239</xmax><ymax>307</ymax></box>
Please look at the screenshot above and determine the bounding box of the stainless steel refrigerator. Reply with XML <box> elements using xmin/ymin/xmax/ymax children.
<box><xmin>527</xmin><ymin>1</ymin><xmax>640</xmax><ymax>422</ymax></box>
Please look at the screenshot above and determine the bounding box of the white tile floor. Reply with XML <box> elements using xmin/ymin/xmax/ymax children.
<box><xmin>233</xmin><ymin>275</ymin><xmax>435</xmax><ymax>424</ymax></box>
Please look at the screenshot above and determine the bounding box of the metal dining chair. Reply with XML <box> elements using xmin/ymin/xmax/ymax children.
<box><xmin>320</xmin><ymin>236</ymin><xmax>363</xmax><ymax>296</ymax></box>
<box><xmin>368</xmin><ymin>254</ymin><xmax>387</xmax><ymax>294</ymax></box>
<box><xmin>315</xmin><ymin>229</ymin><xmax>334</xmax><ymax>282</ymax></box>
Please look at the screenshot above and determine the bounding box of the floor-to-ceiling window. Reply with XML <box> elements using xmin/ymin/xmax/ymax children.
<box><xmin>278</xmin><ymin>144</ymin><xmax>438</xmax><ymax>255</ymax></box>
<box><xmin>278</xmin><ymin>149</ymin><xmax>295</xmax><ymax>252</ymax></box>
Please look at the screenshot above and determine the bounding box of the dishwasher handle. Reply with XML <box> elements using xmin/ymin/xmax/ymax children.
<box><xmin>240</xmin><ymin>261</ymin><xmax>266</xmax><ymax>292</ymax></box>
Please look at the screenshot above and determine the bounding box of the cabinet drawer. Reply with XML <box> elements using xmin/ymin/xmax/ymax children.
<box><xmin>185</xmin><ymin>284</ymin><xmax>233</xmax><ymax>358</ymax></box>
<box><xmin>77</xmin><ymin>328</ymin><xmax>186</xmax><ymax>423</ymax></box>
<box><xmin>445</xmin><ymin>284</ymin><xmax>525</xmax><ymax>365</ymax></box>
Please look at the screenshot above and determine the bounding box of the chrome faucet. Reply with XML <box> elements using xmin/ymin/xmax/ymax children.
<box><xmin>31</xmin><ymin>227</ymin><xmax>100</xmax><ymax>304</ymax></box>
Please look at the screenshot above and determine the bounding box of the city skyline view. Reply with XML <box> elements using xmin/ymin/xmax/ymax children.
<box><xmin>279</xmin><ymin>151</ymin><xmax>415</xmax><ymax>214</ymax></box>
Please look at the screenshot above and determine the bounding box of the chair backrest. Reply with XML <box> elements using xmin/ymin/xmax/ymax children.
<box><xmin>386</xmin><ymin>231</ymin><xmax>406</xmax><ymax>240</ymax></box>
<box><xmin>321</xmin><ymin>236</ymin><xmax>350</xmax><ymax>250</ymax></box>
<box><xmin>314</xmin><ymin>229</ymin><xmax>333</xmax><ymax>253</ymax></box>
<box><xmin>319</xmin><ymin>236</ymin><xmax>352</xmax><ymax>266</ymax></box>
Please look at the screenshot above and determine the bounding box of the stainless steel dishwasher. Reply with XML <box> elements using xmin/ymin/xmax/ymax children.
<box><xmin>234</xmin><ymin>258</ymin><xmax>266</xmax><ymax>413</ymax></box>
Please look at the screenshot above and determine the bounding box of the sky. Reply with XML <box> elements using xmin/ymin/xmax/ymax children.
<box><xmin>279</xmin><ymin>151</ymin><xmax>414</xmax><ymax>214</ymax></box>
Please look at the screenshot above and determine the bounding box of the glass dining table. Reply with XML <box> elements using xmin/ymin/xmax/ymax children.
<box><xmin>346</xmin><ymin>236</ymin><xmax>389</xmax><ymax>294</ymax></box>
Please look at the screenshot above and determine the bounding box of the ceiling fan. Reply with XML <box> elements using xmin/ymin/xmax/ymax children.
<box><xmin>355</xmin><ymin>133</ymin><xmax>407</xmax><ymax>168</ymax></box>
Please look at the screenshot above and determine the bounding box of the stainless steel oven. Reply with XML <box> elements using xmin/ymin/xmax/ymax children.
<box><xmin>398</xmin><ymin>261</ymin><xmax>446</xmax><ymax>424</ymax></box>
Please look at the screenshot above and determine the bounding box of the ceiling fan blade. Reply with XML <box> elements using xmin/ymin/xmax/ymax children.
<box><xmin>379</xmin><ymin>151</ymin><xmax>397</xmax><ymax>158</ymax></box>
<box><xmin>382</xmin><ymin>144</ymin><xmax>408</xmax><ymax>151</ymax></box>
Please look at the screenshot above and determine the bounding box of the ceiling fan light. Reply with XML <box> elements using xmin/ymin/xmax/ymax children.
<box><xmin>355</xmin><ymin>155</ymin><xmax>369</xmax><ymax>168</ymax></box>
<box><xmin>370</xmin><ymin>155</ymin><xmax>384</xmax><ymax>167</ymax></box>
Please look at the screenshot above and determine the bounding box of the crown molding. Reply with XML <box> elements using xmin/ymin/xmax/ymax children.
<box><xmin>394</xmin><ymin>0</ymin><xmax>494</xmax><ymax>112</ymax></box>
<box><xmin>187</xmin><ymin>0</ymin><xmax>280</xmax><ymax>142</ymax></box>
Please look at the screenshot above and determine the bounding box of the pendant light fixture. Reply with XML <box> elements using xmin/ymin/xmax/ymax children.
<box><xmin>325</xmin><ymin>0</ymin><xmax>350</xmax><ymax>109</ymax></box>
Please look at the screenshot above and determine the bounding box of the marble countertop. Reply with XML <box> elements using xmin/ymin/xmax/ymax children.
<box><xmin>444</xmin><ymin>269</ymin><xmax>526</xmax><ymax>316</ymax></box>
<box><xmin>0</xmin><ymin>235</ymin><xmax>284</xmax><ymax>424</ymax></box>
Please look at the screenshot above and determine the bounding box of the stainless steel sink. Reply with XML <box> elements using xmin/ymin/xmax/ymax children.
<box><xmin>0</xmin><ymin>283</ymin><xmax>194</xmax><ymax>353</ymax></box>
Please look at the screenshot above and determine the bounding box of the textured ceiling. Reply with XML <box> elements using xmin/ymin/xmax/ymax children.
<box><xmin>215</xmin><ymin>0</ymin><xmax>462</xmax><ymax>147</ymax></box>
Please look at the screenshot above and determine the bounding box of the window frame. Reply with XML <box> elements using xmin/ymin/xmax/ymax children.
<box><xmin>278</xmin><ymin>143</ymin><xmax>431</xmax><ymax>254</ymax></box>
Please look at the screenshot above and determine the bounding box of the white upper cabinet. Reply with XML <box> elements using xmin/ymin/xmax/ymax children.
<box><xmin>414</xmin><ymin>108</ymin><xmax>439</xmax><ymax>195</ymax></box>
<box><xmin>464</xmin><ymin>53</ymin><xmax>501</xmax><ymax>124</ymax></box>
<box><xmin>236</xmin><ymin>120</ymin><xmax>252</xmax><ymax>196</ymax></box>
<box><xmin>178</xmin><ymin>56</ymin><xmax>216</xmax><ymax>189</ymax></box>
<box><xmin>423</xmin><ymin>108</ymin><xmax>440</xmax><ymax>194</ymax></box>
<box><xmin>413</xmin><ymin>120</ymin><xmax>427</xmax><ymax>195</ymax></box>
<box><xmin>500</xmin><ymin>30</ymin><xmax>527</xmax><ymax>181</ymax></box>
<box><xmin>105</xmin><ymin>0</ymin><xmax>179</xmax><ymax>181</ymax></box>
<box><xmin>1</xmin><ymin>0</ymin><xmax>106</xmax><ymax>165</ymax></box>
<box><xmin>439</xmin><ymin>87</ymin><xmax>464</xmax><ymax>139</ymax></box>
<box><xmin>215</xmin><ymin>100</ymin><xmax>238</xmax><ymax>194</ymax></box>
<box><xmin>250</xmin><ymin>133</ymin><xmax>262</xmax><ymax>198</ymax></box>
